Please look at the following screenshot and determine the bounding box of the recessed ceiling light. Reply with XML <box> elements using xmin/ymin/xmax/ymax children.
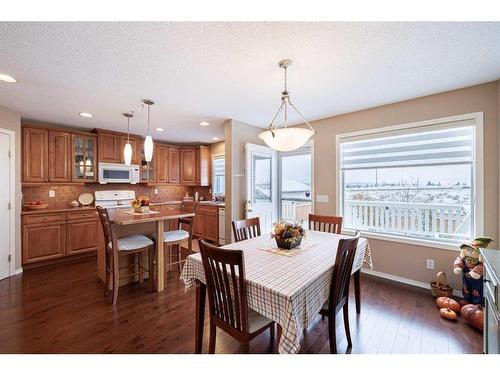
<box><xmin>79</xmin><ymin>112</ymin><xmax>94</xmax><ymax>118</ymax></box>
<box><xmin>0</xmin><ymin>73</ymin><xmax>17</xmax><ymax>83</ymax></box>
<box><xmin>199</xmin><ymin>121</ymin><xmax>210</xmax><ymax>127</ymax></box>
<box><xmin>155</xmin><ymin>127</ymin><xmax>164</xmax><ymax>132</ymax></box>
<box><xmin>212</xmin><ymin>137</ymin><xmax>219</xmax><ymax>141</ymax></box>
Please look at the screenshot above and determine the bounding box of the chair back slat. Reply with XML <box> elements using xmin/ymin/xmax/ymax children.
<box><xmin>232</xmin><ymin>218</ymin><xmax>261</xmax><ymax>242</ymax></box>
<box><xmin>199</xmin><ymin>240</ymin><xmax>248</xmax><ymax>334</ymax></box>
<box><xmin>328</xmin><ymin>231</ymin><xmax>360</xmax><ymax>312</ymax></box>
<box><xmin>309</xmin><ymin>214</ymin><xmax>343</xmax><ymax>234</ymax></box>
<box><xmin>97</xmin><ymin>206</ymin><xmax>117</xmax><ymax>251</ymax></box>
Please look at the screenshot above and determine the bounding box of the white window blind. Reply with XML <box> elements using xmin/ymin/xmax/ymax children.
<box><xmin>212</xmin><ymin>155</ymin><xmax>225</xmax><ymax>195</ymax></box>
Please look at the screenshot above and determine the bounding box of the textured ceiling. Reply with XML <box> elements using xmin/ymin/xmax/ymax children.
<box><xmin>0</xmin><ymin>22</ymin><xmax>499</xmax><ymax>143</ymax></box>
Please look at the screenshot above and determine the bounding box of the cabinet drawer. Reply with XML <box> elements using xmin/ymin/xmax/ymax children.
<box><xmin>67</xmin><ymin>210</ymin><xmax>99</xmax><ymax>221</ymax></box>
<box><xmin>23</xmin><ymin>213</ymin><xmax>66</xmax><ymax>225</ymax></box>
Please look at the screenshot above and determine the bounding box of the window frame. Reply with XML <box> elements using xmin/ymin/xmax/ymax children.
<box><xmin>335</xmin><ymin>112</ymin><xmax>484</xmax><ymax>252</ymax></box>
<box><xmin>212</xmin><ymin>153</ymin><xmax>225</xmax><ymax>196</ymax></box>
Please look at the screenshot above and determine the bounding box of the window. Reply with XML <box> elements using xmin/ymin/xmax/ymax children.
<box><xmin>279</xmin><ymin>146</ymin><xmax>312</xmax><ymax>222</ymax></box>
<box><xmin>337</xmin><ymin>116</ymin><xmax>483</xmax><ymax>245</ymax></box>
<box><xmin>212</xmin><ymin>155</ymin><xmax>225</xmax><ymax>195</ymax></box>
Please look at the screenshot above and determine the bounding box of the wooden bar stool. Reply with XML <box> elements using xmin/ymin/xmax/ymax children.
<box><xmin>97</xmin><ymin>207</ymin><xmax>156</xmax><ymax>306</ymax></box>
<box><xmin>232</xmin><ymin>217</ymin><xmax>261</xmax><ymax>242</ymax></box>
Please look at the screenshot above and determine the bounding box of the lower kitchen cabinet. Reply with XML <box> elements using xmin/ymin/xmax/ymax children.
<box><xmin>192</xmin><ymin>204</ymin><xmax>219</xmax><ymax>244</ymax></box>
<box><xmin>22</xmin><ymin>209</ymin><xmax>103</xmax><ymax>266</ymax></box>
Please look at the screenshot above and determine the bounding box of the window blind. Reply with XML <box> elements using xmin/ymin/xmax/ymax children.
<box><xmin>339</xmin><ymin>120</ymin><xmax>474</xmax><ymax>170</ymax></box>
<box><xmin>213</xmin><ymin>156</ymin><xmax>225</xmax><ymax>176</ymax></box>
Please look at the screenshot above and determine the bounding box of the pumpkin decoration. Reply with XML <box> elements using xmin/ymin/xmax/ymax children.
<box><xmin>439</xmin><ymin>308</ymin><xmax>458</xmax><ymax>321</ymax></box>
<box><xmin>436</xmin><ymin>297</ymin><xmax>461</xmax><ymax>313</ymax></box>
<box><xmin>461</xmin><ymin>304</ymin><xmax>484</xmax><ymax>331</ymax></box>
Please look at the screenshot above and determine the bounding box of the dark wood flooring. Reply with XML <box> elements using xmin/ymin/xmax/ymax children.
<box><xmin>0</xmin><ymin>257</ymin><xmax>482</xmax><ymax>354</ymax></box>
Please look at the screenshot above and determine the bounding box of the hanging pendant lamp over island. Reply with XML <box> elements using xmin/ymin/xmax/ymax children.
<box><xmin>122</xmin><ymin>112</ymin><xmax>134</xmax><ymax>165</ymax></box>
<box><xmin>143</xmin><ymin>99</ymin><xmax>155</xmax><ymax>162</ymax></box>
<box><xmin>259</xmin><ymin>59</ymin><xmax>316</xmax><ymax>152</ymax></box>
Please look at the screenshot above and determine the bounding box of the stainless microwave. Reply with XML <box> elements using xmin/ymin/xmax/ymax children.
<box><xmin>98</xmin><ymin>162</ymin><xmax>140</xmax><ymax>184</ymax></box>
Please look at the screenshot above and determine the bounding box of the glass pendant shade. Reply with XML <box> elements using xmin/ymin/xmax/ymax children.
<box><xmin>259</xmin><ymin>127</ymin><xmax>314</xmax><ymax>152</ymax></box>
<box><xmin>123</xmin><ymin>142</ymin><xmax>133</xmax><ymax>165</ymax></box>
<box><xmin>144</xmin><ymin>135</ymin><xmax>153</xmax><ymax>162</ymax></box>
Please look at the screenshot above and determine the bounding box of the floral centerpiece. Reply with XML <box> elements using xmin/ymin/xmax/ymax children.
<box><xmin>272</xmin><ymin>220</ymin><xmax>306</xmax><ymax>250</ymax></box>
<box><xmin>131</xmin><ymin>195</ymin><xmax>151</xmax><ymax>213</ymax></box>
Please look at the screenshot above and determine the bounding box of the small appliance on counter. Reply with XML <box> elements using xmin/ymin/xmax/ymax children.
<box><xmin>94</xmin><ymin>190</ymin><xmax>136</xmax><ymax>209</ymax></box>
<box><xmin>98</xmin><ymin>162</ymin><xmax>140</xmax><ymax>184</ymax></box>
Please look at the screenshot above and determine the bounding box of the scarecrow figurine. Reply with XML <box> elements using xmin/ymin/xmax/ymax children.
<box><xmin>453</xmin><ymin>237</ymin><xmax>492</xmax><ymax>304</ymax></box>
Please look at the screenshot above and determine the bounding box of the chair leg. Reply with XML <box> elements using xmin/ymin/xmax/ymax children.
<box><xmin>354</xmin><ymin>270</ymin><xmax>361</xmax><ymax>314</ymax></box>
<box><xmin>328</xmin><ymin>313</ymin><xmax>337</xmax><ymax>354</ymax></box>
<box><xmin>275</xmin><ymin>324</ymin><xmax>282</xmax><ymax>354</ymax></box>
<box><xmin>139</xmin><ymin>252</ymin><xmax>144</xmax><ymax>284</ymax></box>
<box><xmin>208</xmin><ymin>322</ymin><xmax>216</xmax><ymax>354</ymax></box>
<box><xmin>242</xmin><ymin>340</ymin><xmax>249</xmax><ymax>354</ymax></box>
<box><xmin>343</xmin><ymin>304</ymin><xmax>352</xmax><ymax>348</ymax></box>
<box><xmin>112</xmin><ymin>253</ymin><xmax>120</xmax><ymax>306</ymax></box>
<box><xmin>104</xmin><ymin>252</ymin><xmax>110</xmax><ymax>296</ymax></box>
<box><xmin>148</xmin><ymin>247</ymin><xmax>155</xmax><ymax>292</ymax></box>
<box><xmin>177</xmin><ymin>244</ymin><xmax>181</xmax><ymax>273</ymax></box>
<box><xmin>270</xmin><ymin>323</ymin><xmax>275</xmax><ymax>341</ymax></box>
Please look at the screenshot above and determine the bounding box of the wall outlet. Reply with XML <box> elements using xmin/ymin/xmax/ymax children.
<box><xmin>154</xmin><ymin>188</ymin><xmax>158</xmax><ymax>195</ymax></box>
<box><xmin>426</xmin><ymin>259</ymin><xmax>435</xmax><ymax>270</ymax></box>
<box><xmin>48</xmin><ymin>190</ymin><xmax>55</xmax><ymax>198</ymax></box>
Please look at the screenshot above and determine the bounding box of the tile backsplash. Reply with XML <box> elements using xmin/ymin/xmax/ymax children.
<box><xmin>22</xmin><ymin>184</ymin><xmax>212</xmax><ymax>209</ymax></box>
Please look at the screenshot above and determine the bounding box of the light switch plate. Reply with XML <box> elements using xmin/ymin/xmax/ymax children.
<box><xmin>426</xmin><ymin>259</ymin><xmax>435</xmax><ymax>270</ymax></box>
<box><xmin>48</xmin><ymin>190</ymin><xmax>55</xmax><ymax>198</ymax></box>
<box><xmin>154</xmin><ymin>188</ymin><xmax>159</xmax><ymax>195</ymax></box>
<box><xmin>316</xmin><ymin>195</ymin><xmax>329</xmax><ymax>203</ymax></box>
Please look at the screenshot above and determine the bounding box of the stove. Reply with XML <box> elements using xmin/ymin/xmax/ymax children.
<box><xmin>94</xmin><ymin>190</ymin><xmax>135</xmax><ymax>209</ymax></box>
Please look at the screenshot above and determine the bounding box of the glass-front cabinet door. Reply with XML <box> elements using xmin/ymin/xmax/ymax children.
<box><xmin>72</xmin><ymin>134</ymin><xmax>97</xmax><ymax>182</ymax></box>
<box><xmin>140</xmin><ymin>143</ymin><xmax>155</xmax><ymax>182</ymax></box>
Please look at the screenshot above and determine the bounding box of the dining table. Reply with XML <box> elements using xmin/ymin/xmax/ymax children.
<box><xmin>108</xmin><ymin>206</ymin><xmax>195</xmax><ymax>292</ymax></box>
<box><xmin>180</xmin><ymin>230</ymin><xmax>373</xmax><ymax>354</ymax></box>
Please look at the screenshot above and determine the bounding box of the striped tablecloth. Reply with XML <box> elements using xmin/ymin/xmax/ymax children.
<box><xmin>180</xmin><ymin>231</ymin><xmax>372</xmax><ymax>354</ymax></box>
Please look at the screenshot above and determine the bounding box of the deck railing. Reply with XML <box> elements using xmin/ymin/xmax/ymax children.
<box><xmin>344</xmin><ymin>200</ymin><xmax>471</xmax><ymax>239</ymax></box>
<box><xmin>281</xmin><ymin>199</ymin><xmax>312</xmax><ymax>222</ymax></box>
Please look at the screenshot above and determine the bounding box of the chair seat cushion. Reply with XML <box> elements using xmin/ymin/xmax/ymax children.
<box><xmin>108</xmin><ymin>234</ymin><xmax>154</xmax><ymax>251</ymax></box>
<box><xmin>248</xmin><ymin>309</ymin><xmax>273</xmax><ymax>333</ymax></box>
<box><xmin>153</xmin><ymin>229</ymin><xmax>190</xmax><ymax>243</ymax></box>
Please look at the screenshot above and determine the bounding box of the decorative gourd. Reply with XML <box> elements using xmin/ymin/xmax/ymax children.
<box><xmin>461</xmin><ymin>304</ymin><xmax>484</xmax><ymax>330</ymax></box>
<box><xmin>435</xmin><ymin>297</ymin><xmax>461</xmax><ymax>313</ymax></box>
<box><xmin>439</xmin><ymin>308</ymin><xmax>458</xmax><ymax>321</ymax></box>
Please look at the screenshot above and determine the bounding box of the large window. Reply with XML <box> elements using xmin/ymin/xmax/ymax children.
<box><xmin>212</xmin><ymin>155</ymin><xmax>225</xmax><ymax>195</ymax></box>
<box><xmin>279</xmin><ymin>146</ymin><xmax>312</xmax><ymax>223</ymax></box>
<box><xmin>338</xmin><ymin>117</ymin><xmax>482</xmax><ymax>245</ymax></box>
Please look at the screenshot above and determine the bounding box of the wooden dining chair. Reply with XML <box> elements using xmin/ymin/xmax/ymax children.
<box><xmin>199</xmin><ymin>239</ymin><xmax>275</xmax><ymax>353</ymax></box>
<box><xmin>232</xmin><ymin>217</ymin><xmax>261</xmax><ymax>242</ymax></box>
<box><xmin>319</xmin><ymin>231</ymin><xmax>360</xmax><ymax>354</ymax></box>
<box><xmin>308</xmin><ymin>213</ymin><xmax>362</xmax><ymax>314</ymax></box>
<box><xmin>159</xmin><ymin>202</ymin><xmax>197</xmax><ymax>273</ymax></box>
<box><xmin>97</xmin><ymin>206</ymin><xmax>156</xmax><ymax>306</ymax></box>
<box><xmin>308</xmin><ymin>214</ymin><xmax>343</xmax><ymax>234</ymax></box>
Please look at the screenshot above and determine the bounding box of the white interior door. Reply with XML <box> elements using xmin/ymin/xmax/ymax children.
<box><xmin>0</xmin><ymin>132</ymin><xmax>12</xmax><ymax>280</ymax></box>
<box><xmin>245</xmin><ymin>143</ymin><xmax>278</xmax><ymax>233</ymax></box>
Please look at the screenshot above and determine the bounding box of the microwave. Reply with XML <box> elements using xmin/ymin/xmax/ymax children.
<box><xmin>98</xmin><ymin>162</ymin><xmax>140</xmax><ymax>184</ymax></box>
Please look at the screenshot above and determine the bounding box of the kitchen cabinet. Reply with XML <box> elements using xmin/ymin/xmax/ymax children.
<box><xmin>481</xmin><ymin>248</ymin><xmax>500</xmax><ymax>354</ymax></box>
<box><xmin>72</xmin><ymin>134</ymin><xmax>97</xmax><ymax>182</ymax></box>
<box><xmin>168</xmin><ymin>147</ymin><xmax>180</xmax><ymax>183</ymax></box>
<box><xmin>48</xmin><ymin>130</ymin><xmax>71</xmax><ymax>182</ymax></box>
<box><xmin>119</xmin><ymin>135</ymin><xmax>141</xmax><ymax>165</ymax></box>
<box><xmin>22</xmin><ymin>127</ymin><xmax>48</xmax><ymax>182</ymax></box>
<box><xmin>22</xmin><ymin>213</ymin><xmax>66</xmax><ymax>264</ymax></box>
<box><xmin>67</xmin><ymin>210</ymin><xmax>101</xmax><ymax>255</ymax></box>
<box><xmin>192</xmin><ymin>204</ymin><xmax>219</xmax><ymax>244</ymax></box>
<box><xmin>181</xmin><ymin>147</ymin><xmax>197</xmax><ymax>184</ymax></box>
<box><xmin>196</xmin><ymin>145</ymin><xmax>210</xmax><ymax>186</ymax></box>
<box><xmin>97</xmin><ymin>131</ymin><xmax>120</xmax><ymax>163</ymax></box>
<box><xmin>156</xmin><ymin>145</ymin><xmax>169</xmax><ymax>182</ymax></box>
<box><xmin>140</xmin><ymin>143</ymin><xmax>156</xmax><ymax>182</ymax></box>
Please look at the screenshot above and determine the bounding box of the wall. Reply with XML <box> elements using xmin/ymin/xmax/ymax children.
<box><xmin>210</xmin><ymin>141</ymin><xmax>225</xmax><ymax>156</ymax></box>
<box><xmin>0</xmin><ymin>105</ymin><xmax>22</xmax><ymax>271</ymax></box>
<box><xmin>307</xmin><ymin>81</ymin><xmax>499</xmax><ymax>290</ymax></box>
<box><xmin>225</xmin><ymin>120</ymin><xmax>265</xmax><ymax>241</ymax></box>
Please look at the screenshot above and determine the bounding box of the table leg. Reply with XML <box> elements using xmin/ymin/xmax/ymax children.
<box><xmin>195</xmin><ymin>280</ymin><xmax>206</xmax><ymax>354</ymax></box>
<box><xmin>156</xmin><ymin>220</ymin><xmax>165</xmax><ymax>292</ymax></box>
<box><xmin>354</xmin><ymin>270</ymin><xmax>361</xmax><ymax>313</ymax></box>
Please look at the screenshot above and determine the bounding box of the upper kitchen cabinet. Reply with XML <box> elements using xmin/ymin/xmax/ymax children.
<box><xmin>156</xmin><ymin>145</ymin><xmax>169</xmax><ymax>182</ymax></box>
<box><xmin>180</xmin><ymin>146</ymin><xmax>210</xmax><ymax>186</ymax></box>
<box><xmin>140</xmin><ymin>142</ymin><xmax>155</xmax><ymax>182</ymax></box>
<box><xmin>168</xmin><ymin>147</ymin><xmax>180</xmax><ymax>183</ymax></box>
<box><xmin>197</xmin><ymin>145</ymin><xmax>210</xmax><ymax>186</ymax></box>
<box><xmin>22</xmin><ymin>126</ymin><xmax>48</xmax><ymax>182</ymax></box>
<box><xmin>97</xmin><ymin>130</ymin><xmax>120</xmax><ymax>163</ymax></box>
<box><xmin>180</xmin><ymin>147</ymin><xmax>196</xmax><ymax>184</ymax></box>
<box><xmin>48</xmin><ymin>130</ymin><xmax>71</xmax><ymax>182</ymax></box>
<box><xmin>72</xmin><ymin>133</ymin><xmax>97</xmax><ymax>182</ymax></box>
<box><xmin>119</xmin><ymin>135</ymin><xmax>141</xmax><ymax>165</ymax></box>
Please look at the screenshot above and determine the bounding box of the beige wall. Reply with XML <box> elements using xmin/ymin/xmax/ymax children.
<box><xmin>0</xmin><ymin>105</ymin><xmax>22</xmax><ymax>271</ymax></box>
<box><xmin>210</xmin><ymin>141</ymin><xmax>225</xmax><ymax>156</ymax></box>
<box><xmin>307</xmin><ymin>81</ymin><xmax>499</xmax><ymax>290</ymax></box>
<box><xmin>224</xmin><ymin>119</ymin><xmax>265</xmax><ymax>241</ymax></box>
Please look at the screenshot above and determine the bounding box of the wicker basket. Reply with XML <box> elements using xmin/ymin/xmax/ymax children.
<box><xmin>430</xmin><ymin>271</ymin><xmax>453</xmax><ymax>298</ymax></box>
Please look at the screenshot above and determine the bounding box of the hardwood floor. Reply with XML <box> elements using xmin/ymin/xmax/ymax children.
<box><xmin>0</xmin><ymin>257</ymin><xmax>482</xmax><ymax>354</ymax></box>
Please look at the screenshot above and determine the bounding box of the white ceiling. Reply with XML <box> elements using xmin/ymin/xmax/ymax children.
<box><xmin>0</xmin><ymin>22</ymin><xmax>499</xmax><ymax>143</ymax></box>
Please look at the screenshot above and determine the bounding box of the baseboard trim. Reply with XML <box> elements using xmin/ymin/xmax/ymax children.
<box><xmin>361</xmin><ymin>268</ymin><xmax>462</xmax><ymax>298</ymax></box>
<box><xmin>14</xmin><ymin>267</ymin><xmax>23</xmax><ymax>275</ymax></box>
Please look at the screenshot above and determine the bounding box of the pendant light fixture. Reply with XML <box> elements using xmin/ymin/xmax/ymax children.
<box><xmin>259</xmin><ymin>59</ymin><xmax>315</xmax><ymax>152</ymax></box>
<box><xmin>123</xmin><ymin>112</ymin><xmax>134</xmax><ymax>165</ymax></box>
<box><xmin>142</xmin><ymin>99</ymin><xmax>154</xmax><ymax>162</ymax></box>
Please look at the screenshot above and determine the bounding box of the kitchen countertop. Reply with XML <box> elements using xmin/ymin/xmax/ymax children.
<box><xmin>21</xmin><ymin>205</ymin><xmax>97</xmax><ymax>215</ymax></box>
